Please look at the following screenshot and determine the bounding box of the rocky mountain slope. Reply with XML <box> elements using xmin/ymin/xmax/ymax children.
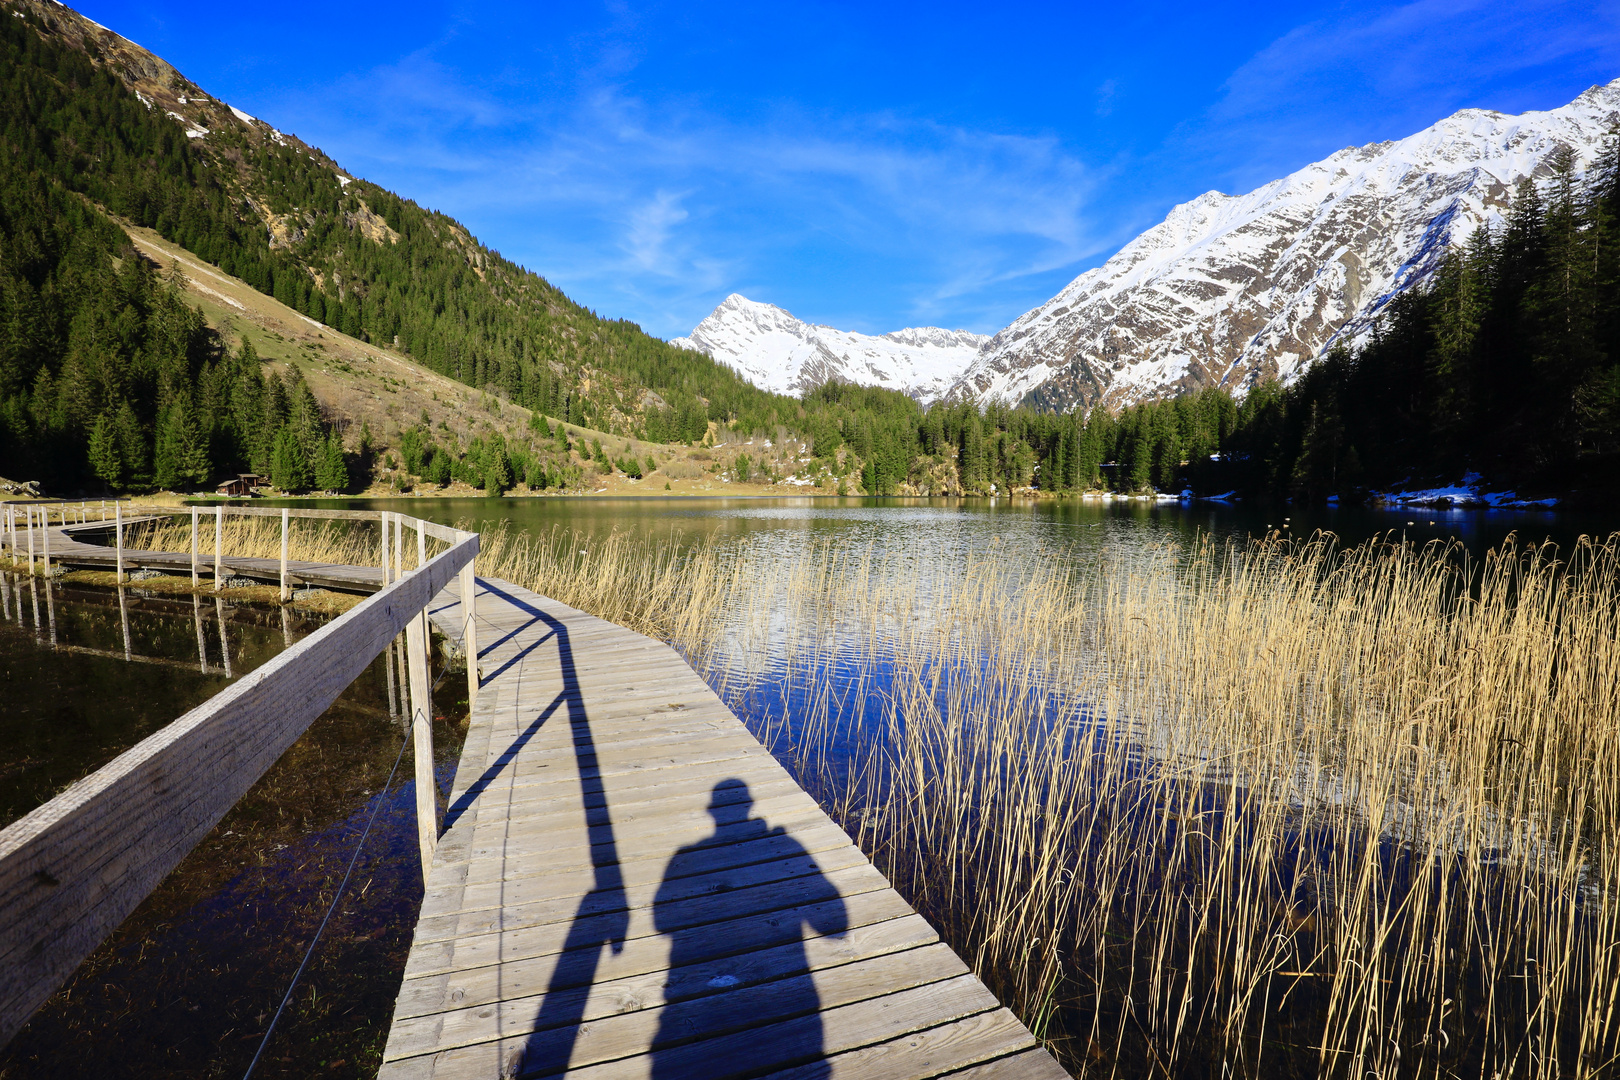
<box><xmin>671</xmin><ymin>294</ymin><xmax>988</xmax><ymax>403</ymax></box>
<box><xmin>947</xmin><ymin>80</ymin><xmax>1620</xmax><ymax>411</ymax></box>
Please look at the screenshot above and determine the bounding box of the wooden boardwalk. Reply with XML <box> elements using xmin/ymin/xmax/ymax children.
<box><xmin>384</xmin><ymin>577</ymin><xmax>1065</xmax><ymax>1079</ymax></box>
<box><xmin>20</xmin><ymin>517</ymin><xmax>385</xmax><ymax>593</ymax></box>
<box><xmin>8</xmin><ymin>512</ymin><xmax>1066</xmax><ymax>1078</ymax></box>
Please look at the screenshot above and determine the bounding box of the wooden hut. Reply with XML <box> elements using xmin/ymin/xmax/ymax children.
<box><xmin>215</xmin><ymin>474</ymin><xmax>262</xmax><ymax>497</ymax></box>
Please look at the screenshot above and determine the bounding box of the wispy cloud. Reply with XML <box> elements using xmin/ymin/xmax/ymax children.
<box><xmin>269</xmin><ymin>65</ymin><xmax>1115</xmax><ymax>337</ymax></box>
<box><xmin>1188</xmin><ymin>0</ymin><xmax>1620</xmax><ymax>192</ymax></box>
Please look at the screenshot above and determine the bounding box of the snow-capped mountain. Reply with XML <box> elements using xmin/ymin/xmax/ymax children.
<box><xmin>671</xmin><ymin>294</ymin><xmax>989</xmax><ymax>403</ymax></box>
<box><xmin>948</xmin><ymin>79</ymin><xmax>1620</xmax><ymax>411</ymax></box>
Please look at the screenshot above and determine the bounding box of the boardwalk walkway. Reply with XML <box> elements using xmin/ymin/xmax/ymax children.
<box><xmin>14</xmin><ymin>515</ymin><xmax>1066</xmax><ymax>1078</ymax></box>
<box><xmin>18</xmin><ymin>517</ymin><xmax>384</xmax><ymax>593</ymax></box>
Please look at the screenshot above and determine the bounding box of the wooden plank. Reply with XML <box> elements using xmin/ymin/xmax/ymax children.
<box><xmin>387</xmin><ymin>943</ymin><xmax>970</xmax><ymax>1076</ymax></box>
<box><xmin>518</xmin><ymin>973</ymin><xmax>1006</xmax><ymax>1080</ymax></box>
<box><xmin>386</xmin><ymin>924</ymin><xmax>947</xmax><ymax>1059</ymax></box>
<box><xmin>0</xmin><ymin>532</ymin><xmax>479</xmax><ymax>1047</ymax></box>
<box><xmin>451</xmin><ymin>802</ymin><xmax>834</xmax><ymax>884</ymax></box>
<box><xmin>434</xmin><ymin>817</ymin><xmax>853</xmax><ymax>895</ymax></box>
<box><xmin>391</xmin><ymin>906</ymin><xmax>936</xmax><ymax>1022</ymax></box>
<box><xmin>779</xmin><ymin>1008</ymin><xmax>1043</xmax><ymax>1080</ymax></box>
<box><xmin>919</xmin><ymin>1046</ymin><xmax>1072</xmax><ymax>1079</ymax></box>
<box><xmin>403</xmin><ymin>862</ymin><xmax>895</xmax><ymax>978</ymax></box>
<box><xmin>412</xmin><ymin>843</ymin><xmax>872</xmax><ymax>945</ymax></box>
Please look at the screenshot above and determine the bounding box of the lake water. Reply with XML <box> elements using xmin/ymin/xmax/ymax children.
<box><xmin>3</xmin><ymin>495</ymin><xmax>1617</xmax><ymax>1077</ymax></box>
<box><xmin>0</xmin><ymin>574</ymin><xmax>467</xmax><ymax>1079</ymax></box>
<box><xmin>259</xmin><ymin>492</ymin><xmax>1618</xmax><ymax>561</ymax></box>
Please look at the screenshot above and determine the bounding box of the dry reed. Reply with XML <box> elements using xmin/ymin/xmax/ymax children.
<box><xmin>486</xmin><ymin>525</ymin><xmax>1620</xmax><ymax>1079</ymax></box>
<box><xmin>137</xmin><ymin>513</ymin><xmax>1620</xmax><ymax>1077</ymax></box>
<box><xmin>130</xmin><ymin>514</ymin><xmax>388</xmax><ymax>573</ymax></box>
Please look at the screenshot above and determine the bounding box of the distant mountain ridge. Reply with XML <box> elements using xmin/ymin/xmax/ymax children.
<box><xmin>671</xmin><ymin>294</ymin><xmax>988</xmax><ymax>403</ymax></box>
<box><xmin>949</xmin><ymin>79</ymin><xmax>1620</xmax><ymax>410</ymax></box>
<box><xmin>675</xmin><ymin>81</ymin><xmax>1620</xmax><ymax>413</ymax></box>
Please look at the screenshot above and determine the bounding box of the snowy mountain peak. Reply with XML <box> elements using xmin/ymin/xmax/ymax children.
<box><xmin>671</xmin><ymin>295</ymin><xmax>989</xmax><ymax>403</ymax></box>
<box><xmin>948</xmin><ymin>78</ymin><xmax>1620</xmax><ymax>412</ymax></box>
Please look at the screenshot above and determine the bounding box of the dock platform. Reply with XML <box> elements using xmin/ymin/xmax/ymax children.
<box><xmin>382</xmin><ymin>577</ymin><xmax>1065</xmax><ymax>1078</ymax></box>
<box><xmin>7</xmin><ymin>510</ymin><xmax>1065</xmax><ymax>1077</ymax></box>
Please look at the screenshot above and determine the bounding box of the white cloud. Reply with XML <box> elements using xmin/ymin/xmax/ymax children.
<box><xmin>1193</xmin><ymin>0</ymin><xmax>1620</xmax><ymax>190</ymax></box>
<box><xmin>274</xmin><ymin>71</ymin><xmax>1116</xmax><ymax>336</ymax></box>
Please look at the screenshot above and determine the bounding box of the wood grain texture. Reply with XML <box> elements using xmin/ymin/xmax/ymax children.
<box><xmin>378</xmin><ymin>577</ymin><xmax>1063</xmax><ymax>1079</ymax></box>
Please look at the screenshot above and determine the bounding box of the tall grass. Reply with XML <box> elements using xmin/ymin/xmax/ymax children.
<box><xmin>136</xmin><ymin>515</ymin><xmax>1620</xmax><ymax>1076</ymax></box>
<box><xmin>130</xmin><ymin>514</ymin><xmax>386</xmax><ymax>571</ymax></box>
<box><xmin>486</xmin><ymin>526</ymin><xmax>1620</xmax><ymax>1079</ymax></box>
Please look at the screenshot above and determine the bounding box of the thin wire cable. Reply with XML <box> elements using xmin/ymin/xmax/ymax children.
<box><xmin>242</xmin><ymin>720</ymin><xmax>414</xmax><ymax>1080</ymax></box>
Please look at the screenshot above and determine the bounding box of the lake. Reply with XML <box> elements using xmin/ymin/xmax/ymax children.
<box><xmin>3</xmin><ymin>494</ymin><xmax>1617</xmax><ymax>1078</ymax></box>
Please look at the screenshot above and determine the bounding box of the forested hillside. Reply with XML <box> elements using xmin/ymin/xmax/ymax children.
<box><xmin>0</xmin><ymin>0</ymin><xmax>821</xmax><ymax>491</ymax></box>
<box><xmin>1216</xmin><ymin>145</ymin><xmax>1620</xmax><ymax>503</ymax></box>
<box><xmin>2</xmin><ymin>0</ymin><xmax>1612</xmax><ymax>502</ymax></box>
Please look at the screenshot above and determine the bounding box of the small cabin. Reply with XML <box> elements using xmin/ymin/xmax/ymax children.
<box><xmin>215</xmin><ymin>474</ymin><xmax>263</xmax><ymax>498</ymax></box>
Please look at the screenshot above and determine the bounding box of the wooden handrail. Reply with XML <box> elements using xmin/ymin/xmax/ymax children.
<box><xmin>0</xmin><ymin>519</ymin><xmax>481</xmax><ymax>1049</ymax></box>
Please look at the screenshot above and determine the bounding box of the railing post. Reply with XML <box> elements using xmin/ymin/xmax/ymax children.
<box><xmin>379</xmin><ymin>512</ymin><xmax>390</xmax><ymax>586</ymax></box>
<box><xmin>393</xmin><ymin>513</ymin><xmax>403</xmax><ymax>583</ymax></box>
<box><xmin>214</xmin><ymin>505</ymin><xmax>224</xmax><ymax>591</ymax></box>
<box><xmin>190</xmin><ymin>508</ymin><xmax>199</xmax><ymax>587</ymax></box>
<box><xmin>26</xmin><ymin>506</ymin><xmax>36</xmax><ymax>575</ymax></box>
<box><xmin>41</xmin><ymin>508</ymin><xmax>50</xmax><ymax>578</ymax></box>
<box><xmin>460</xmin><ymin>543</ymin><xmax>479</xmax><ymax>711</ymax></box>
<box><xmin>417</xmin><ymin>521</ymin><xmax>426</xmax><ymax>570</ymax></box>
<box><xmin>406</xmin><ymin>599</ymin><xmax>439</xmax><ymax>884</ymax></box>
<box><xmin>114</xmin><ymin>502</ymin><xmax>124</xmax><ymax>583</ymax></box>
<box><xmin>279</xmin><ymin>508</ymin><xmax>290</xmax><ymax>602</ymax></box>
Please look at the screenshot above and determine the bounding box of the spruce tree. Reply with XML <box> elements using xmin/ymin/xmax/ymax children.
<box><xmin>315</xmin><ymin>433</ymin><xmax>349</xmax><ymax>492</ymax></box>
<box><xmin>88</xmin><ymin>412</ymin><xmax>122</xmax><ymax>490</ymax></box>
<box><xmin>112</xmin><ymin>402</ymin><xmax>149</xmax><ymax>490</ymax></box>
<box><xmin>270</xmin><ymin>425</ymin><xmax>312</xmax><ymax>492</ymax></box>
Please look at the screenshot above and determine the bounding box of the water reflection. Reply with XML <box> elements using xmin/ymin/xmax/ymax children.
<box><xmin>0</xmin><ymin>572</ymin><xmax>470</xmax><ymax>1079</ymax></box>
<box><xmin>257</xmin><ymin>493</ymin><xmax>1615</xmax><ymax>560</ymax></box>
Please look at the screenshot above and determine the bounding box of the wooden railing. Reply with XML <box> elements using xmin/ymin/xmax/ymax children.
<box><xmin>0</xmin><ymin>504</ymin><xmax>480</xmax><ymax>1049</ymax></box>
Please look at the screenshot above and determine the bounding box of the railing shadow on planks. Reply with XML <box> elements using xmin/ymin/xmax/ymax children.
<box><xmin>0</xmin><ymin>500</ymin><xmax>482</xmax><ymax>1050</ymax></box>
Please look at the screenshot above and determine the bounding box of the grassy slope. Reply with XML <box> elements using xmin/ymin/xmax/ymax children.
<box><xmin>125</xmin><ymin>225</ymin><xmax>825</xmax><ymax>498</ymax></box>
<box><xmin>12</xmin><ymin>0</ymin><xmax>813</xmax><ymax>449</ymax></box>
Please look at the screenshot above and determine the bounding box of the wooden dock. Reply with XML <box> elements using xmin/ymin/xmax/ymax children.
<box><xmin>385</xmin><ymin>578</ymin><xmax>1065</xmax><ymax>1078</ymax></box>
<box><xmin>14</xmin><ymin>511</ymin><xmax>386</xmax><ymax>594</ymax></box>
<box><xmin>2</xmin><ymin>504</ymin><xmax>1065</xmax><ymax>1078</ymax></box>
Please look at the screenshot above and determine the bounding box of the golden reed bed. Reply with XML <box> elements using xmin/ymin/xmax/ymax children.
<box><xmin>138</xmin><ymin>517</ymin><xmax>1620</xmax><ymax>1078</ymax></box>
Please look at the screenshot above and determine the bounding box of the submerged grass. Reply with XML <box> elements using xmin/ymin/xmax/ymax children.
<box><xmin>127</xmin><ymin>516</ymin><xmax>1620</xmax><ymax>1077</ymax></box>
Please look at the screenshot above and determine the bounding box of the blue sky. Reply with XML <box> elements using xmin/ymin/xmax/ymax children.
<box><xmin>80</xmin><ymin>0</ymin><xmax>1620</xmax><ymax>339</ymax></box>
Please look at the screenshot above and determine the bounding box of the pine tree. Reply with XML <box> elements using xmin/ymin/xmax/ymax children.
<box><xmin>270</xmin><ymin>425</ymin><xmax>312</xmax><ymax>492</ymax></box>
<box><xmin>88</xmin><ymin>412</ymin><xmax>122</xmax><ymax>490</ymax></box>
<box><xmin>289</xmin><ymin>374</ymin><xmax>324</xmax><ymax>471</ymax></box>
<box><xmin>112</xmin><ymin>402</ymin><xmax>149</xmax><ymax>489</ymax></box>
<box><xmin>315</xmin><ymin>433</ymin><xmax>349</xmax><ymax>492</ymax></box>
<box><xmin>430</xmin><ymin>451</ymin><xmax>452</xmax><ymax>487</ymax></box>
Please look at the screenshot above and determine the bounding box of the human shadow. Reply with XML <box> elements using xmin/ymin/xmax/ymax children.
<box><xmin>453</xmin><ymin>584</ymin><xmax>625</xmax><ymax>1079</ymax></box>
<box><xmin>649</xmin><ymin>779</ymin><xmax>848</xmax><ymax>1079</ymax></box>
